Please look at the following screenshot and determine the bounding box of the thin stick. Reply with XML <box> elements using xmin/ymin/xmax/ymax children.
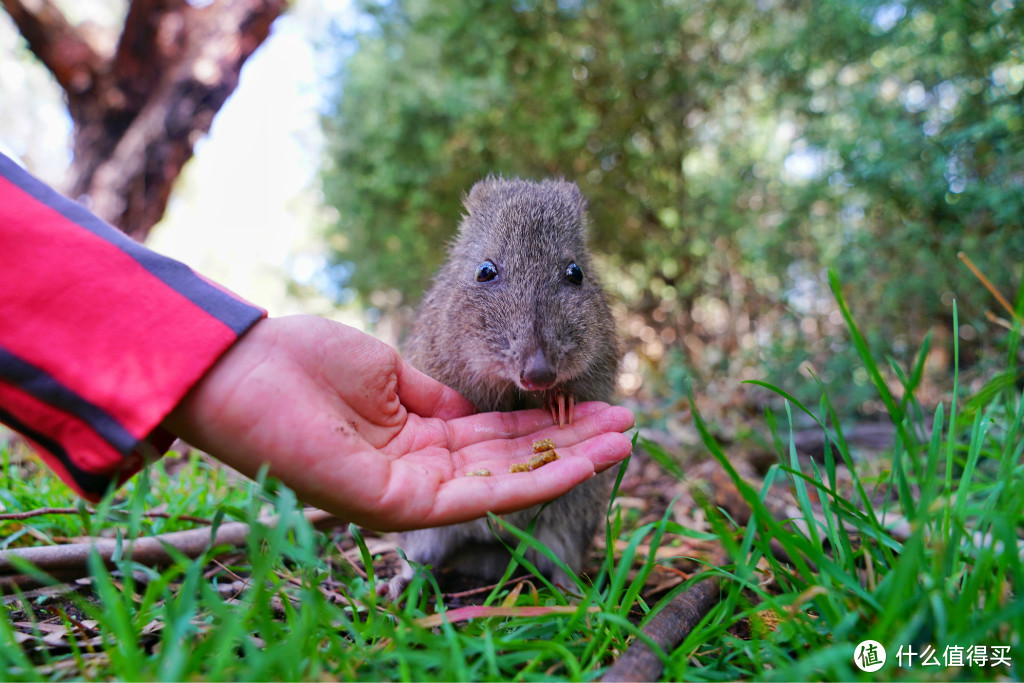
<box><xmin>985</xmin><ymin>310</ymin><xmax>1023</xmax><ymax>335</ymax></box>
<box><xmin>334</xmin><ymin>541</ymin><xmax>368</xmax><ymax>579</ymax></box>
<box><xmin>0</xmin><ymin>506</ymin><xmax>81</xmax><ymax>521</ymax></box>
<box><xmin>958</xmin><ymin>252</ymin><xmax>1021</xmax><ymax>324</ymax></box>
<box><xmin>0</xmin><ymin>508</ymin><xmax>336</xmax><ymax>576</ymax></box>
<box><xmin>442</xmin><ymin>574</ymin><xmax>531</xmax><ymax>600</ymax></box>
<box><xmin>0</xmin><ymin>506</ymin><xmax>211</xmax><ymax>525</ymax></box>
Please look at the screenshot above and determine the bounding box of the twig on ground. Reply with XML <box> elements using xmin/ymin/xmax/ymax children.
<box><xmin>0</xmin><ymin>506</ymin><xmax>212</xmax><ymax>525</ymax></box>
<box><xmin>334</xmin><ymin>541</ymin><xmax>368</xmax><ymax>580</ymax></box>
<box><xmin>0</xmin><ymin>509</ymin><xmax>337</xmax><ymax>588</ymax></box>
<box><xmin>442</xmin><ymin>575</ymin><xmax>533</xmax><ymax>600</ymax></box>
<box><xmin>602</xmin><ymin>557</ymin><xmax>724</xmax><ymax>682</ymax></box>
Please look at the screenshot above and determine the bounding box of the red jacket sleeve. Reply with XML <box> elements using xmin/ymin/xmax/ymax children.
<box><xmin>0</xmin><ymin>153</ymin><xmax>266</xmax><ymax>501</ymax></box>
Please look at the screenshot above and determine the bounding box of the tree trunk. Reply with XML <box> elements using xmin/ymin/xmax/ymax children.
<box><xmin>2</xmin><ymin>0</ymin><xmax>287</xmax><ymax>241</ymax></box>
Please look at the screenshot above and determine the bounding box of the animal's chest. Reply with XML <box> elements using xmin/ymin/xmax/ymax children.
<box><xmin>466</xmin><ymin>383</ymin><xmax>545</xmax><ymax>415</ymax></box>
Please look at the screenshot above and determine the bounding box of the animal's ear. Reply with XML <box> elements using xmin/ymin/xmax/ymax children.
<box><xmin>463</xmin><ymin>175</ymin><xmax>501</xmax><ymax>214</ymax></box>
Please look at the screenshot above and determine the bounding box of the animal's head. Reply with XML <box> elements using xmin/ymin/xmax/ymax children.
<box><xmin>445</xmin><ymin>176</ymin><xmax>611</xmax><ymax>397</ymax></box>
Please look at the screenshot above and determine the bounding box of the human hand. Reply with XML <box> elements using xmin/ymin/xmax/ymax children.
<box><xmin>161</xmin><ymin>315</ymin><xmax>634</xmax><ymax>531</ymax></box>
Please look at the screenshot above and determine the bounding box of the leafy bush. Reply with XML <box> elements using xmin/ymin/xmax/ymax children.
<box><xmin>320</xmin><ymin>0</ymin><xmax>1023</xmax><ymax>407</ymax></box>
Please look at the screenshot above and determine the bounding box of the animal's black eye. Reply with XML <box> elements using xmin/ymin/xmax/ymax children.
<box><xmin>476</xmin><ymin>260</ymin><xmax>498</xmax><ymax>282</ymax></box>
<box><xmin>565</xmin><ymin>262</ymin><xmax>584</xmax><ymax>285</ymax></box>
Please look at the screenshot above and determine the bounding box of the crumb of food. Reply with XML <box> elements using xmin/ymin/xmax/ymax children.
<box><xmin>509</xmin><ymin>449</ymin><xmax>560</xmax><ymax>473</ymax></box>
<box><xmin>531</xmin><ymin>438</ymin><xmax>556</xmax><ymax>453</ymax></box>
<box><xmin>465</xmin><ymin>469</ymin><xmax>492</xmax><ymax>477</ymax></box>
<box><xmin>528</xmin><ymin>449</ymin><xmax>559</xmax><ymax>469</ymax></box>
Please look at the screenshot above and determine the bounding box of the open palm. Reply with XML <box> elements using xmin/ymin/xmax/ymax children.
<box><xmin>162</xmin><ymin>315</ymin><xmax>634</xmax><ymax>531</ymax></box>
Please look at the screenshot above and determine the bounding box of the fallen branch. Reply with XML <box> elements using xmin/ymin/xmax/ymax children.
<box><xmin>0</xmin><ymin>506</ymin><xmax>211</xmax><ymax>525</ymax></box>
<box><xmin>0</xmin><ymin>508</ymin><xmax>337</xmax><ymax>585</ymax></box>
<box><xmin>602</xmin><ymin>569</ymin><xmax>722</xmax><ymax>682</ymax></box>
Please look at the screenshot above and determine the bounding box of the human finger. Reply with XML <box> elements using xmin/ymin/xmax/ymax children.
<box><xmin>423</xmin><ymin>432</ymin><xmax>632</xmax><ymax>526</ymax></box>
<box><xmin>395</xmin><ymin>359</ymin><xmax>477</xmax><ymax>420</ymax></box>
<box><xmin>448</xmin><ymin>430</ymin><xmax>634</xmax><ymax>478</ymax></box>
<box><xmin>445</xmin><ymin>403</ymin><xmax>634</xmax><ymax>455</ymax></box>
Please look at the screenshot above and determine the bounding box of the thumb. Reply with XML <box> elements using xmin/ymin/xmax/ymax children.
<box><xmin>395</xmin><ymin>358</ymin><xmax>477</xmax><ymax>420</ymax></box>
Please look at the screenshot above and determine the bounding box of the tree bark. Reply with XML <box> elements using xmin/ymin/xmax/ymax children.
<box><xmin>1</xmin><ymin>0</ymin><xmax>287</xmax><ymax>241</ymax></box>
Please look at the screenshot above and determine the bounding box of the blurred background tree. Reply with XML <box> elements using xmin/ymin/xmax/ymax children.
<box><xmin>1</xmin><ymin>0</ymin><xmax>285</xmax><ymax>240</ymax></box>
<box><xmin>320</xmin><ymin>0</ymin><xmax>1023</xmax><ymax>413</ymax></box>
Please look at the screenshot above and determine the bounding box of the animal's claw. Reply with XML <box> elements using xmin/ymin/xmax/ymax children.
<box><xmin>546</xmin><ymin>391</ymin><xmax>576</xmax><ymax>427</ymax></box>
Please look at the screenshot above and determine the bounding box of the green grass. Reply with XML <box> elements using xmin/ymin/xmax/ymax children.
<box><xmin>1</xmin><ymin>273</ymin><xmax>1022</xmax><ymax>680</ymax></box>
<box><xmin>0</xmin><ymin>448</ymin><xmax>260</xmax><ymax>545</ymax></box>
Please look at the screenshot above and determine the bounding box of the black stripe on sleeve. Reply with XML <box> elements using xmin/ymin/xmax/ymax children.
<box><xmin>0</xmin><ymin>405</ymin><xmax>116</xmax><ymax>498</ymax></box>
<box><xmin>0</xmin><ymin>348</ymin><xmax>138</xmax><ymax>455</ymax></box>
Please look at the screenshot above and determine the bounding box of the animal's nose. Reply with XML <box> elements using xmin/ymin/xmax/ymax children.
<box><xmin>520</xmin><ymin>348</ymin><xmax>557</xmax><ymax>391</ymax></box>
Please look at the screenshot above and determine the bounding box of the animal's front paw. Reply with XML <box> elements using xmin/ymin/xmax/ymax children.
<box><xmin>377</xmin><ymin>557</ymin><xmax>417</xmax><ymax>601</ymax></box>
<box><xmin>376</xmin><ymin>574</ymin><xmax>410</xmax><ymax>601</ymax></box>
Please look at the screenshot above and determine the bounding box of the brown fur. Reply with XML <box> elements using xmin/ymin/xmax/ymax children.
<box><xmin>384</xmin><ymin>177</ymin><xmax>620</xmax><ymax>598</ymax></box>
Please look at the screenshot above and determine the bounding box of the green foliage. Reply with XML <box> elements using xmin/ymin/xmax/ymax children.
<box><xmin>0</xmin><ymin>450</ymin><xmax>257</xmax><ymax>547</ymax></box>
<box><xmin>763</xmin><ymin>0</ymin><xmax>1024</xmax><ymax>346</ymax></box>
<box><xmin>322</xmin><ymin>0</ymin><xmax>785</xmax><ymax>310</ymax></box>
<box><xmin>321</xmin><ymin>0</ymin><xmax>1024</xmax><ymax>403</ymax></box>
